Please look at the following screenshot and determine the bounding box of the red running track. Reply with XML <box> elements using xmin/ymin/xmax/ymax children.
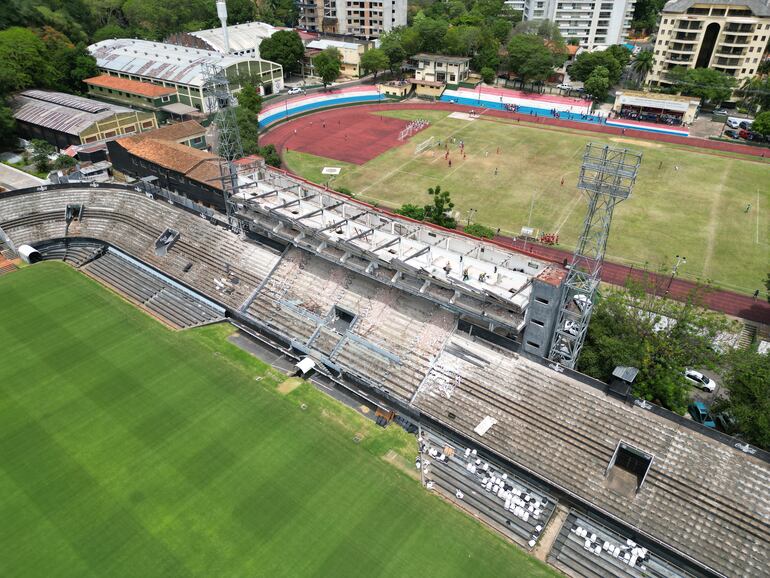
<box><xmin>268</xmin><ymin>110</ymin><xmax>424</xmax><ymax>165</ymax></box>
<box><xmin>261</xmin><ymin>102</ymin><xmax>770</xmax><ymax>323</ymax></box>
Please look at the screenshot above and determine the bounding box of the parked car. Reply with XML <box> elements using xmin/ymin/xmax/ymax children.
<box><xmin>712</xmin><ymin>108</ymin><xmax>728</xmax><ymax>116</ymax></box>
<box><xmin>688</xmin><ymin>401</ymin><xmax>716</xmax><ymax>429</ymax></box>
<box><xmin>557</xmin><ymin>83</ymin><xmax>572</xmax><ymax>91</ymax></box>
<box><xmin>739</xmin><ymin>129</ymin><xmax>752</xmax><ymax>140</ymax></box>
<box><xmin>739</xmin><ymin>120</ymin><xmax>753</xmax><ymax>130</ymax></box>
<box><xmin>726</xmin><ymin>118</ymin><xmax>741</xmax><ymax>128</ymax></box>
<box><xmin>724</xmin><ymin>129</ymin><xmax>740</xmax><ymax>139</ymax></box>
<box><xmin>713</xmin><ymin>411</ymin><xmax>738</xmax><ymax>435</ymax></box>
<box><xmin>684</xmin><ymin>368</ymin><xmax>717</xmax><ymax>392</ymax></box>
<box><xmin>287</xmin><ymin>86</ymin><xmax>304</xmax><ymax>95</ymax></box>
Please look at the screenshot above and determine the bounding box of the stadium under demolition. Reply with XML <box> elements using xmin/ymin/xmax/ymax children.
<box><xmin>1</xmin><ymin>156</ymin><xmax>769</xmax><ymax>578</ymax></box>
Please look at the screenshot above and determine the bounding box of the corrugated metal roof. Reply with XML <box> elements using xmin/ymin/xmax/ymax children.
<box><xmin>10</xmin><ymin>90</ymin><xmax>136</xmax><ymax>137</ymax></box>
<box><xmin>188</xmin><ymin>21</ymin><xmax>279</xmax><ymax>54</ymax></box>
<box><xmin>88</xmin><ymin>38</ymin><xmax>281</xmax><ymax>88</ymax></box>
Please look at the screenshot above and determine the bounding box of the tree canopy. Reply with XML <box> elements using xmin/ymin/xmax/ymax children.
<box><xmin>507</xmin><ymin>34</ymin><xmax>563</xmax><ymax>86</ymax></box>
<box><xmin>749</xmin><ymin>110</ymin><xmax>770</xmax><ymax>136</ymax></box>
<box><xmin>713</xmin><ymin>348</ymin><xmax>770</xmax><ymax>450</ymax></box>
<box><xmin>579</xmin><ymin>282</ymin><xmax>733</xmax><ymax>414</ymax></box>
<box><xmin>259</xmin><ymin>30</ymin><xmax>304</xmax><ymax>79</ymax></box>
<box><xmin>569</xmin><ymin>50</ymin><xmax>624</xmax><ymax>85</ymax></box>
<box><xmin>583</xmin><ymin>65</ymin><xmax>610</xmax><ymax>101</ymax></box>
<box><xmin>360</xmin><ymin>48</ymin><xmax>389</xmax><ymax>79</ymax></box>
<box><xmin>665</xmin><ymin>67</ymin><xmax>737</xmax><ymax>104</ymax></box>
<box><xmin>314</xmin><ymin>48</ymin><xmax>342</xmax><ymax>88</ymax></box>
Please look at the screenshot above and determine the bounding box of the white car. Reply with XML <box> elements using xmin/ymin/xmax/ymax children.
<box><xmin>684</xmin><ymin>369</ymin><xmax>717</xmax><ymax>392</ymax></box>
<box><xmin>287</xmin><ymin>86</ymin><xmax>304</xmax><ymax>95</ymax></box>
<box><xmin>557</xmin><ymin>83</ymin><xmax>572</xmax><ymax>91</ymax></box>
<box><xmin>725</xmin><ymin>118</ymin><xmax>741</xmax><ymax>128</ymax></box>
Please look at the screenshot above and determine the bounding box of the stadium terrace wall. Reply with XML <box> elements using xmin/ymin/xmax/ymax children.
<box><xmin>258</xmin><ymin>87</ymin><xmax>386</xmax><ymax>128</ymax></box>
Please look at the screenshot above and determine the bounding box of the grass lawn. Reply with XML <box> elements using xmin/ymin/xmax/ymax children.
<box><xmin>0</xmin><ymin>262</ymin><xmax>556</xmax><ymax>577</ymax></box>
<box><xmin>283</xmin><ymin>109</ymin><xmax>770</xmax><ymax>295</ymax></box>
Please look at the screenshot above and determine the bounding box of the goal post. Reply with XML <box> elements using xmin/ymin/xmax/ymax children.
<box><xmin>414</xmin><ymin>136</ymin><xmax>435</xmax><ymax>155</ymax></box>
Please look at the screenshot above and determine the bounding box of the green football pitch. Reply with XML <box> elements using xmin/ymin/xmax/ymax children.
<box><xmin>0</xmin><ymin>263</ymin><xmax>556</xmax><ymax>577</ymax></box>
<box><xmin>284</xmin><ymin>109</ymin><xmax>770</xmax><ymax>295</ymax></box>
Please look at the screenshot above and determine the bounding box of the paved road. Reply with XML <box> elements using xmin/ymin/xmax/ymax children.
<box><xmin>494</xmin><ymin>234</ymin><xmax>770</xmax><ymax>325</ymax></box>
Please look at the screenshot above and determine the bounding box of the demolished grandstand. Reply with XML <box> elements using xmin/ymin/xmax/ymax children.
<box><xmin>1</xmin><ymin>170</ymin><xmax>768</xmax><ymax>578</ymax></box>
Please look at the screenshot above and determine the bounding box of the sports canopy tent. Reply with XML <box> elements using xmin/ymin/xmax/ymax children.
<box><xmin>612</xmin><ymin>90</ymin><xmax>700</xmax><ymax>126</ymax></box>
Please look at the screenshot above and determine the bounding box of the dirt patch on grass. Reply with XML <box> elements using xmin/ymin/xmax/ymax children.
<box><xmin>277</xmin><ymin>377</ymin><xmax>303</xmax><ymax>395</ymax></box>
<box><xmin>382</xmin><ymin>449</ymin><xmax>420</xmax><ymax>481</ymax></box>
<box><xmin>610</xmin><ymin>137</ymin><xmax>663</xmax><ymax>149</ymax></box>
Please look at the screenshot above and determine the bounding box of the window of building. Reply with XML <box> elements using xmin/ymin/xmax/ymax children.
<box><xmin>161</xmin><ymin>96</ymin><xmax>171</xmax><ymax>102</ymax></box>
<box><xmin>535</xmin><ymin>297</ymin><xmax>549</xmax><ymax>305</ymax></box>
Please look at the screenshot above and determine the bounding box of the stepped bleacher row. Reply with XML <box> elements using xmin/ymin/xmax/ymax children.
<box><xmin>247</xmin><ymin>247</ymin><xmax>457</xmax><ymax>402</ymax></box>
<box><xmin>1</xmin><ymin>185</ymin><xmax>769</xmax><ymax>578</ymax></box>
<box><xmin>0</xmin><ymin>187</ymin><xmax>283</xmax><ymax>310</ymax></box>
<box><xmin>84</xmin><ymin>250</ymin><xmax>224</xmax><ymax>329</ymax></box>
<box><xmin>420</xmin><ymin>425</ymin><xmax>557</xmax><ymax>551</ymax></box>
<box><xmin>36</xmin><ymin>238</ymin><xmax>105</xmax><ymax>267</ymax></box>
<box><xmin>549</xmin><ymin>510</ymin><xmax>700</xmax><ymax>578</ymax></box>
<box><xmin>412</xmin><ymin>332</ymin><xmax>770</xmax><ymax>578</ymax></box>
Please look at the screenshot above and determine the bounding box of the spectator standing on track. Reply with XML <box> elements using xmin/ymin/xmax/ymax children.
<box><xmin>754</xmin><ymin>289</ymin><xmax>760</xmax><ymax>300</ymax></box>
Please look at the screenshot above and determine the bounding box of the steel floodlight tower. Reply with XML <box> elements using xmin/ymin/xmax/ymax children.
<box><xmin>548</xmin><ymin>143</ymin><xmax>642</xmax><ymax>369</ymax></box>
<box><xmin>202</xmin><ymin>62</ymin><xmax>243</xmax><ymax>232</ymax></box>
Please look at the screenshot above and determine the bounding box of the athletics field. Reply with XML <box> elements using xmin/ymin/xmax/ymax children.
<box><xmin>268</xmin><ymin>107</ymin><xmax>770</xmax><ymax>296</ymax></box>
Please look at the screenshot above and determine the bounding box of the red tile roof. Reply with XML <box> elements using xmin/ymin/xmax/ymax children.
<box><xmin>85</xmin><ymin>75</ymin><xmax>176</xmax><ymax>98</ymax></box>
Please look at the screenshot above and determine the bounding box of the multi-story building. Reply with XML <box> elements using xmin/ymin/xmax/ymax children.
<box><xmin>298</xmin><ymin>0</ymin><xmax>407</xmax><ymax>38</ymax></box>
<box><xmin>505</xmin><ymin>0</ymin><xmax>636</xmax><ymax>50</ymax></box>
<box><xmin>647</xmin><ymin>1</ymin><xmax>770</xmax><ymax>89</ymax></box>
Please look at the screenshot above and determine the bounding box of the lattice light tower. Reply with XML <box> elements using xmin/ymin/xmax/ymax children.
<box><xmin>548</xmin><ymin>143</ymin><xmax>642</xmax><ymax>369</ymax></box>
<box><xmin>202</xmin><ymin>62</ymin><xmax>243</xmax><ymax>231</ymax></box>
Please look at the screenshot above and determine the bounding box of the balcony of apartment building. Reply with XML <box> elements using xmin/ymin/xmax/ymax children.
<box><xmin>723</xmin><ymin>23</ymin><xmax>754</xmax><ymax>34</ymax></box>
<box><xmin>720</xmin><ymin>34</ymin><xmax>752</xmax><ymax>46</ymax></box>
<box><xmin>673</xmin><ymin>31</ymin><xmax>700</xmax><ymax>42</ymax></box>
<box><xmin>668</xmin><ymin>42</ymin><xmax>697</xmax><ymax>54</ymax></box>
<box><xmin>663</xmin><ymin>53</ymin><xmax>694</xmax><ymax>65</ymax></box>
<box><xmin>674</xmin><ymin>20</ymin><xmax>703</xmax><ymax>32</ymax></box>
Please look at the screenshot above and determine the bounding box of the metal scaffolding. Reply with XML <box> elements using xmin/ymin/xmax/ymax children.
<box><xmin>548</xmin><ymin>143</ymin><xmax>642</xmax><ymax>369</ymax></box>
<box><xmin>202</xmin><ymin>62</ymin><xmax>243</xmax><ymax>231</ymax></box>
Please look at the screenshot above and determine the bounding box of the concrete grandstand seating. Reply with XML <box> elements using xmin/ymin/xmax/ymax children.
<box><xmin>549</xmin><ymin>510</ymin><xmax>699</xmax><ymax>578</ymax></box>
<box><xmin>248</xmin><ymin>247</ymin><xmax>456</xmax><ymax>400</ymax></box>
<box><xmin>36</xmin><ymin>238</ymin><xmax>105</xmax><ymax>267</ymax></box>
<box><xmin>84</xmin><ymin>251</ymin><xmax>223</xmax><ymax>329</ymax></box>
<box><xmin>421</xmin><ymin>425</ymin><xmax>557</xmax><ymax>550</ymax></box>
<box><xmin>412</xmin><ymin>332</ymin><xmax>770</xmax><ymax>578</ymax></box>
<box><xmin>0</xmin><ymin>187</ymin><xmax>283</xmax><ymax>310</ymax></box>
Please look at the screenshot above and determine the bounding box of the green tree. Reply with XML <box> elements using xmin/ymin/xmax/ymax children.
<box><xmin>464</xmin><ymin>223</ymin><xmax>495</xmax><ymax>238</ymax></box>
<box><xmin>736</xmin><ymin>75</ymin><xmax>770</xmax><ymax>115</ymax></box>
<box><xmin>395</xmin><ymin>203</ymin><xmax>426</xmax><ymax>221</ymax></box>
<box><xmin>360</xmin><ymin>48</ymin><xmax>389</xmax><ymax>79</ymax></box>
<box><xmin>583</xmin><ymin>66</ymin><xmax>610</xmax><ymax>101</ymax></box>
<box><xmin>424</xmin><ymin>185</ymin><xmax>456</xmax><ymax>229</ymax></box>
<box><xmin>507</xmin><ymin>34</ymin><xmax>560</xmax><ymax>86</ymax></box>
<box><xmin>30</xmin><ymin>139</ymin><xmax>55</xmax><ymax>173</ymax></box>
<box><xmin>632</xmin><ymin>50</ymin><xmax>655</xmax><ymax>83</ymax></box>
<box><xmin>255</xmin><ymin>0</ymin><xmax>298</xmax><ymax>26</ymax></box>
<box><xmin>415</xmin><ymin>16</ymin><xmax>449</xmax><ymax>53</ymax></box>
<box><xmin>579</xmin><ymin>282</ymin><xmax>733</xmax><ymax>414</ymax></box>
<box><xmin>234</xmin><ymin>106</ymin><xmax>259</xmax><ymax>155</ymax></box>
<box><xmin>480</xmin><ymin>66</ymin><xmax>495</xmax><ymax>84</ymax></box>
<box><xmin>92</xmin><ymin>23</ymin><xmax>132</xmax><ymax>43</ymax></box>
<box><xmin>713</xmin><ymin>348</ymin><xmax>770</xmax><ymax>450</ymax></box>
<box><xmin>237</xmin><ymin>84</ymin><xmax>262</xmax><ymax>115</ymax></box>
<box><xmin>259</xmin><ymin>30</ymin><xmax>305</xmax><ymax>78</ymax></box>
<box><xmin>314</xmin><ymin>48</ymin><xmax>341</xmax><ymax>88</ymax></box>
<box><xmin>0</xmin><ymin>27</ymin><xmax>49</xmax><ymax>95</ymax></box>
<box><xmin>666</xmin><ymin>67</ymin><xmax>736</xmax><ymax>105</ymax></box>
<box><xmin>605</xmin><ymin>45</ymin><xmax>632</xmax><ymax>68</ymax></box>
<box><xmin>631</xmin><ymin>0</ymin><xmax>666</xmax><ymax>32</ymax></box>
<box><xmin>380</xmin><ymin>29</ymin><xmax>407</xmax><ymax>74</ymax></box>
<box><xmin>259</xmin><ymin>144</ymin><xmax>281</xmax><ymax>167</ymax></box>
<box><xmin>0</xmin><ymin>105</ymin><xmax>17</xmax><ymax>149</ymax></box>
<box><xmin>749</xmin><ymin>110</ymin><xmax>770</xmax><ymax>136</ymax></box>
<box><xmin>53</xmin><ymin>154</ymin><xmax>77</xmax><ymax>170</ymax></box>
<box><xmin>569</xmin><ymin>50</ymin><xmax>623</xmax><ymax>84</ymax></box>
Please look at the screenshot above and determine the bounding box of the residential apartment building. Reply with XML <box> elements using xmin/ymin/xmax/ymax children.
<box><xmin>298</xmin><ymin>0</ymin><xmax>407</xmax><ymax>38</ymax></box>
<box><xmin>505</xmin><ymin>0</ymin><xmax>635</xmax><ymax>49</ymax></box>
<box><xmin>648</xmin><ymin>1</ymin><xmax>770</xmax><ymax>88</ymax></box>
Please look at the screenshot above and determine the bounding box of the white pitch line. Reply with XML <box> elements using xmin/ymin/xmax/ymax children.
<box><xmin>756</xmin><ymin>189</ymin><xmax>760</xmax><ymax>245</ymax></box>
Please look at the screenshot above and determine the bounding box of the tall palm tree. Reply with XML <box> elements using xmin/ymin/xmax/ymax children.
<box><xmin>632</xmin><ymin>50</ymin><xmax>655</xmax><ymax>86</ymax></box>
